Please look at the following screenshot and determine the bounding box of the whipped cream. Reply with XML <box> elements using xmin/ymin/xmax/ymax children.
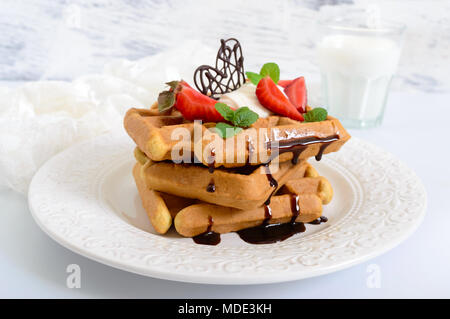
<box><xmin>218</xmin><ymin>83</ymin><xmax>273</xmax><ymax>118</ymax></box>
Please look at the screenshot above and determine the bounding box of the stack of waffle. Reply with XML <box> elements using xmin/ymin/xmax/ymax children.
<box><xmin>124</xmin><ymin>104</ymin><xmax>350</xmax><ymax>244</ymax></box>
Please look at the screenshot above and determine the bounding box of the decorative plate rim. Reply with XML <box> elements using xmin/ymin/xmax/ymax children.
<box><xmin>28</xmin><ymin>131</ymin><xmax>427</xmax><ymax>285</ymax></box>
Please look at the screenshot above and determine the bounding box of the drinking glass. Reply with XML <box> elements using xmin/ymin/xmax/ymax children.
<box><xmin>317</xmin><ymin>14</ymin><xmax>405</xmax><ymax>128</ymax></box>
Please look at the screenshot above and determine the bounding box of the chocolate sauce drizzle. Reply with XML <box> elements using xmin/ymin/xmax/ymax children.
<box><xmin>315</xmin><ymin>144</ymin><xmax>331</xmax><ymax>161</ymax></box>
<box><xmin>193</xmin><ymin>38</ymin><xmax>245</xmax><ymax>99</ymax></box>
<box><xmin>264</xmin><ymin>164</ymin><xmax>278</xmax><ymax>188</ymax></box>
<box><xmin>246</xmin><ymin>138</ymin><xmax>255</xmax><ymax>165</ymax></box>
<box><xmin>262</xmin><ymin>205</ymin><xmax>272</xmax><ymax>226</ymax></box>
<box><xmin>290</xmin><ymin>194</ymin><xmax>300</xmax><ymax>223</ymax></box>
<box><xmin>206</xmin><ymin>148</ymin><xmax>216</xmax><ymax>192</ymax></box>
<box><xmin>193</xmin><ymin>216</ymin><xmax>221</xmax><ymax>245</ymax></box>
<box><xmin>261</xmin><ymin>135</ymin><xmax>338</xmax><ymax>205</ymax></box>
<box><xmin>268</xmin><ymin>135</ymin><xmax>340</xmax><ymax>164</ymax></box>
<box><xmin>206</xmin><ymin>179</ymin><xmax>216</xmax><ymax>193</ymax></box>
<box><xmin>263</xmin><ymin>164</ymin><xmax>279</xmax><ymax>205</ymax></box>
<box><xmin>207</xmin><ymin>149</ymin><xmax>216</xmax><ymax>173</ymax></box>
<box><xmin>194</xmin><ymin>135</ymin><xmax>337</xmax><ymax>245</ymax></box>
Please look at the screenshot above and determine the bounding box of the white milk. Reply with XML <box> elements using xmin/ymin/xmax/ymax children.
<box><xmin>318</xmin><ymin>34</ymin><xmax>401</xmax><ymax>125</ymax></box>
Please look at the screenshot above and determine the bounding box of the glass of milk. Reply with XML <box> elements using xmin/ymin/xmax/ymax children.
<box><xmin>318</xmin><ymin>15</ymin><xmax>405</xmax><ymax>128</ymax></box>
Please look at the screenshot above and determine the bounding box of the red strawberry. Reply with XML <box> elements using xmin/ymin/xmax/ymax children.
<box><xmin>277</xmin><ymin>79</ymin><xmax>293</xmax><ymax>88</ymax></box>
<box><xmin>176</xmin><ymin>84</ymin><xmax>225</xmax><ymax>122</ymax></box>
<box><xmin>284</xmin><ymin>76</ymin><xmax>307</xmax><ymax>113</ymax></box>
<box><xmin>255</xmin><ymin>77</ymin><xmax>304</xmax><ymax>121</ymax></box>
<box><xmin>158</xmin><ymin>80</ymin><xmax>224</xmax><ymax>122</ymax></box>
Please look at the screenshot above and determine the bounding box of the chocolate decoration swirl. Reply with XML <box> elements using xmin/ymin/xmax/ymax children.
<box><xmin>193</xmin><ymin>38</ymin><xmax>245</xmax><ymax>99</ymax></box>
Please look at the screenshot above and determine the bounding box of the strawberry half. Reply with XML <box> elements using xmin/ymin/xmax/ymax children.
<box><xmin>158</xmin><ymin>81</ymin><xmax>224</xmax><ymax>122</ymax></box>
<box><xmin>284</xmin><ymin>76</ymin><xmax>307</xmax><ymax>113</ymax></box>
<box><xmin>255</xmin><ymin>77</ymin><xmax>304</xmax><ymax>122</ymax></box>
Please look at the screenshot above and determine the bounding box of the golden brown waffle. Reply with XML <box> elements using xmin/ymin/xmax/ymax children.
<box><xmin>132</xmin><ymin>163</ymin><xmax>197</xmax><ymax>234</ymax></box>
<box><xmin>134</xmin><ymin>150</ymin><xmax>309</xmax><ymax>211</ymax></box>
<box><xmin>281</xmin><ymin>177</ymin><xmax>333</xmax><ymax>205</ymax></box>
<box><xmin>132</xmin><ymin>161</ymin><xmax>332</xmax><ymax>237</ymax></box>
<box><xmin>124</xmin><ymin>105</ymin><xmax>351</xmax><ymax>168</ymax></box>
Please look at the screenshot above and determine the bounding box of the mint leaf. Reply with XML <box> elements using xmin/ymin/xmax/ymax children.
<box><xmin>158</xmin><ymin>81</ymin><xmax>181</xmax><ymax>112</ymax></box>
<box><xmin>215</xmin><ymin>122</ymin><xmax>243</xmax><ymax>138</ymax></box>
<box><xmin>245</xmin><ymin>72</ymin><xmax>263</xmax><ymax>85</ymax></box>
<box><xmin>157</xmin><ymin>90</ymin><xmax>176</xmax><ymax>112</ymax></box>
<box><xmin>304</xmin><ymin>107</ymin><xmax>328</xmax><ymax>122</ymax></box>
<box><xmin>214</xmin><ymin>103</ymin><xmax>259</xmax><ymax>138</ymax></box>
<box><xmin>246</xmin><ymin>62</ymin><xmax>280</xmax><ymax>85</ymax></box>
<box><xmin>214</xmin><ymin>103</ymin><xmax>235</xmax><ymax>122</ymax></box>
<box><xmin>260</xmin><ymin>62</ymin><xmax>280</xmax><ymax>84</ymax></box>
<box><xmin>215</xmin><ymin>103</ymin><xmax>259</xmax><ymax>127</ymax></box>
<box><xmin>232</xmin><ymin>107</ymin><xmax>259</xmax><ymax>127</ymax></box>
<box><xmin>165</xmin><ymin>81</ymin><xmax>180</xmax><ymax>90</ymax></box>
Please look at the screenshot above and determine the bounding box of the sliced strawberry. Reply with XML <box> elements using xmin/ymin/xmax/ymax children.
<box><xmin>284</xmin><ymin>76</ymin><xmax>307</xmax><ymax>113</ymax></box>
<box><xmin>158</xmin><ymin>81</ymin><xmax>224</xmax><ymax>122</ymax></box>
<box><xmin>277</xmin><ymin>79</ymin><xmax>293</xmax><ymax>88</ymax></box>
<box><xmin>255</xmin><ymin>77</ymin><xmax>304</xmax><ymax>122</ymax></box>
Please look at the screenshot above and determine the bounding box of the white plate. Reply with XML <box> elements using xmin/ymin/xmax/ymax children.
<box><xmin>28</xmin><ymin>131</ymin><xmax>427</xmax><ymax>285</ymax></box>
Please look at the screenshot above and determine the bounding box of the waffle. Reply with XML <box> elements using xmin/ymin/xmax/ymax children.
<box><xmin>132</xmin><ymin>163</ymin><xmax>196</xmax><ymax>233</ymax></box>
<box><xmin>281</xmin><ymin>177</ymin><xmax>333</xmax><ymax>205</ymax></box>
<box><xmin>132</xmin><ymin>161</ymin><xmax>332</xmax><ymax>236</ymax></box>
<box><xmin>134</xmin><ymin>148</ymin><xmax>310</xmax><ymax>210</ymax></box>
<box><xmin>124</xmin><ymin>105</ymin><xmax>351</xmax><ymax>168</ymax></box>
<box><xmin>174</xmin><ymin>193</ymin><xmax>323</xmax><ymax>237</ymax></box>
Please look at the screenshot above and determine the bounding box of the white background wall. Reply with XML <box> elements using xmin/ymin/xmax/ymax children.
<box><xmin>1</xmin><ymin>0</ymin><xmax>449</xmax><ymax>92</ymax></box>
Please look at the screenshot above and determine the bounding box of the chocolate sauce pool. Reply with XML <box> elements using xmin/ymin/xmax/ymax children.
<box><xmin>237</xmin><ymin>194</ymin><xmax>305</xmax><ymax>244</ymax></box>
<box><xmin>308</xmin><ymin>216</ymin><xmax>328</xmax><ymax>225</ymax></box>
<box><xmin>237</xmin><ymin>221</ymin><xmax>307</xmax><ymax>244</ymax></box>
